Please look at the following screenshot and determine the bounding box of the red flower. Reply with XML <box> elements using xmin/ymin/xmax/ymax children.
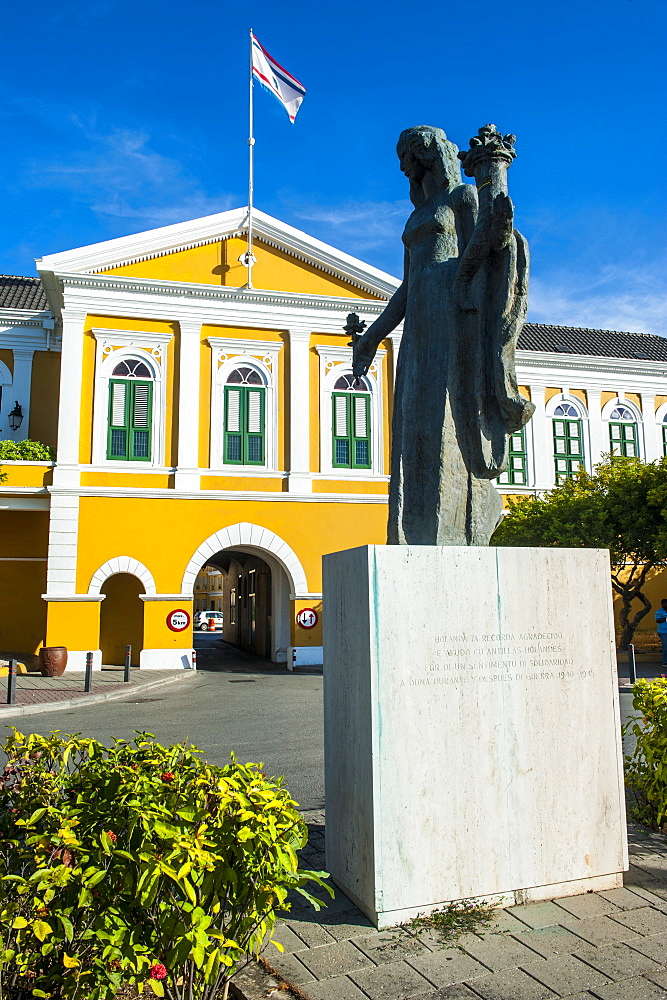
<box><xmin>107</xmin><ymin>830</ymin><xmax>117</xmax><ymax>843</ymax></box>
<box><xmin>160</xmin><ymin>772</ymin><xmax>175</xmax><ymax>783</ymax></box>
<box><xmin>149</xmin><ymin>963</ymin><xmax>167</xmax><ymax>980</ymax></box>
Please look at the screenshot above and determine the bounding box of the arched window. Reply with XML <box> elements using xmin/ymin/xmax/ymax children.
<box><xmin>498</xmin><ymin>426</ymin><xmax>528</xmax><ymax>486</ymax></box>
<box><xmin>608</xmin><ymin>405</ymin><xmax>638</xmax><ymax>458</ymax></box>
<box><xmin>552</xmin><ymin>402</ymin><xmax>584</xmax><ymax>482</ymax></box>
<box><xmin>332</xmin><ymin>373</ymin><xmax>372</xmax><ymax>469</ymax></box>
<box><xmin>107</xmin><ymin>357</ymin><xmax>154</xmax><ymax>461</ymax></box>
<box><xmin>224</xmin><ymin>366</ymin><xmax>266</xmax><ymax>465</ymax></box>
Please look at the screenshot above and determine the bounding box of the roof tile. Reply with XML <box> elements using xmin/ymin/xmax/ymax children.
<box><xmin>519</xmin><ymin>323</ymin><xmax>667</xmax><ymax>362</ymax></box>
<box><xmin>0</xmin><ymin>275</ymin><xmax>49</xmax><ymax>311</ymax></box>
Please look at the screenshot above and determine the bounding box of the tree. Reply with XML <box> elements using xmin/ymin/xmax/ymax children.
<box><xmin>492</xmin><ymin>456</ymin><xmax>667</xmax><ymax>648</ymax></box>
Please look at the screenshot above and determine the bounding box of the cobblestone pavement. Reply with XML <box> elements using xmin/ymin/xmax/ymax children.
<box><xmin>234</xmin><ymin>816</ymin><xmax>667</xmax><ymax>1000</ymax></box>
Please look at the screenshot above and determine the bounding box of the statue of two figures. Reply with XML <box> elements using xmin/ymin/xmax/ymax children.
<box><xmin>351</xmin><ymin>124</ymin><xmax>535</xmax><ymax>546</ymax></box>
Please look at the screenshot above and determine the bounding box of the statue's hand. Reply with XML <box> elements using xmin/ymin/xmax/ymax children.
<box><xmin>491</xmin><ymin>191</ymin><xmax>514</xmax><ymax>248</ymax></box>
<box><xmin>352</xmin><ymin>330</ymin><xmax>379</xmax><ymax>378</ymax></box>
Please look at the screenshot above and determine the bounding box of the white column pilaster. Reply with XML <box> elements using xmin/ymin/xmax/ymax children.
<box><xmin>641</xmin><ymin>393</ymin><xmax>660</xmax><ymax>461</ymax></box>
<box><xmin>587</xmin><ymin>390</ymin><xmax>605</xmax><ymax>469</ymax></box>
<box><xmin>175</xmin><ymin>320</ymin><xmax>202</xmax><ymax>491</ymax></box>
<box><xmin>388</xmin><ymin>332</ymin><xmax>402</xmax><ymax>380</ymax></box>
<box><xmin>45</xmin><ymin>494</ymin><xmax>80</xmax><ymax>596</ymax></box>
<box><xmin>53</xmin><ymin>307</ymin><xmax>87</xmax><ymax>488</ymax></box>
<box><xmin>8</xmin><ymin>349</ymin><xmax>35</xmax><ymax>442</ymax></box>
<box><xmin>529</xmin><ymin>386</ymin><xmax>553</xmax><ymax>489</ymax></box>
<box><xmin>287</xmin><ymin>327</ymin><xmax>312</xmax><ymax>493</ymax></box>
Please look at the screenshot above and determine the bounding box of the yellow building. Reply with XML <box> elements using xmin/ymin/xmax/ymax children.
<box><xmin>2</xmin><ymin>207</ymin><xmax>667</xmax><ymax>667</ymax></box>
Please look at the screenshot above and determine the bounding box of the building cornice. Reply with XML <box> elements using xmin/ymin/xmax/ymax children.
<box><xmin>57</xmin><ymin>272</ymin><xmax>391</xmax><ymax>313</ymax></box>
<box><xmin>48</xmin><ymin>485</ymin><xmax>388</xmax><ymax>504</ymax></box>
<box><xmin>0</xmin><ymin>307</ymin><xmax>54</xmax><ymax>329</ymax></box>
<box><xmin>516</xmin><ymin>349</ymin><xmax>667</xmax><ymax>383</ymax></box>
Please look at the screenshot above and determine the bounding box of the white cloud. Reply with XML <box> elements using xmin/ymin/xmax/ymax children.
<box><xmin>529</xmin><ymin>262</ymin><xmax>667</xmax><ymax>337</ymax></box>
<box><xmin>289</xmin><ymin>198</ymin><xmax>410</xmax><ymax>256</ymax></box>
<box><xmin>26</xmin><ymin>119</ymin><xmax>233</xmax><ymax>228</ymax></box>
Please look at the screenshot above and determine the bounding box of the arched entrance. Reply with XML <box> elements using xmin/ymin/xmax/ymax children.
<box><xmin>183</xmin><ymin>524</ymin><xmax>309</xmax><ymax>665</ymax></box>
<box><xmin>100</xmin><ymin>574</ymin><xmax>144</xmax><ymax>665</ymax></box>
<box><xmin>208</xmin><ymin>550</ymin><xmax>273</xmax><ymax>659</ymax></box>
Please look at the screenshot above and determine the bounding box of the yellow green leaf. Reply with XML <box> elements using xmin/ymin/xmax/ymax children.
<box><xmin>147</xmin><ymin>980</ymin><xmax>164</xmax><ymax>996</ymax></box>
<box><xmin>12</xmin><ymin>916</ymin><xmax>28</xmax><ymax>929</ymax></box>
<box><xmin>63</xmin><ymin>952</ymin><xmax>80</xmax><ymax>968</ymax></box>
<box><xmin>32</xmin><ymin>919</ymin><xmax>52</xmax><ymax>942</ymax></box>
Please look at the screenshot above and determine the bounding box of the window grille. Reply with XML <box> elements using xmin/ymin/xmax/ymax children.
<box><xmin>331</xmin><ymin>373</ymin><xmax>372</xmax><ymax>470</ymax></box>
<box><xmin>497</xmin><ymin>426</ymin><xmax>528</xmax><ymax>486</ymax></box>
<box><xmin>223</xmin><ymin>368</ymin><xmax>266</xmax><ymax>465</ymax></box>
<box><xmin>107</xmin><ymin>369</ymin><xmax>153</xmax><ymax>462</ymax></box>
<box><xmin>608</xmin><ymin>405</ymin><xmax>638</xmax><ymax>458</ymax></box>
<box><xmin>552</xmin><ymin>403</ymin><xmax>585</xmax><ymax>482</ymax></box>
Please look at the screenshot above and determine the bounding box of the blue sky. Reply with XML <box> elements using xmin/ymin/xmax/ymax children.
<box><xmin>2</xmin><ymin>0</ymin><xmax>665</xmax><ymax>334</ymax></box>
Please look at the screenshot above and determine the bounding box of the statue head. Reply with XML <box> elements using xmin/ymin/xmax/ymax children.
<box><xmin>396</xmin><ymin>127</ymin><xmax>461</xmax><ymax>203</ymax></box>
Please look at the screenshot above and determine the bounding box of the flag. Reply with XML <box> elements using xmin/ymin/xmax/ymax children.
<box><xmin>251</xmin><ymin>33</ymin><xmax>306</xmax><ymax>123</ymax></box>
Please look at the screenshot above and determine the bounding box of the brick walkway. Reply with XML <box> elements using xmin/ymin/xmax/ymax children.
<box><xmin>0</xmin><ymin>667</ymin><xmax>196</xmax><ymax>714</ymax></box>
<box><xmin>235</xmin><ymin>814</ymin><xmax>667</xmax><ymax>1000</ymax></box>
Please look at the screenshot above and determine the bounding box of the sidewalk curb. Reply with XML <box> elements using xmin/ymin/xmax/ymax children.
<box><xmin>0</xmin><ymin>669</ymin><xmax>199</xmax><ymax>720</ymax></box>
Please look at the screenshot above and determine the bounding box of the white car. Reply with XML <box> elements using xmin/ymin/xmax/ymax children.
<box><xmin>194</xmin><ymin>611</ymin><xmax>223</xmax><ymax>631</ymax></box>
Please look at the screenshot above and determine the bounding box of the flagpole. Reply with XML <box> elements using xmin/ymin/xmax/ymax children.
<box><xmin>246</xmin><ymin>27</ymin><xmax>255</xmax><ymax>289</ymax></box>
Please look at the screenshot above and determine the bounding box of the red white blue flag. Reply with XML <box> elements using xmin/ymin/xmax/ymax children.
<box><xmin>251</xmin><ymin>33</ymin><xmax>306</xmax><ymax>123</ymax></box>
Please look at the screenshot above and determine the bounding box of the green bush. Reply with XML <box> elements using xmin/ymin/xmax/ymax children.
<box><xmin>0</xmin><ymin>440</ymin><xmax>55</xmax><ymax>462</ymax></box>
<box><xmin>0</xmin><ymin>730</ymin><xmax>330</xmax><ymax>1000</ymax></box>
<box><xmin>624</xmin><ymin>677</ymin><xmax>667</xmax><ymax>831</ymax></box>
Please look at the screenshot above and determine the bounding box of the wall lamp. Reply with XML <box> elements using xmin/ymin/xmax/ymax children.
<box><xmin>8</xmin><ymin>401</ymin><xmax>23</xmax><ymax>432</ymax></box>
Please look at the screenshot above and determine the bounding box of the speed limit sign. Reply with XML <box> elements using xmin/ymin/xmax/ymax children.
<box><xmin>296</xmin><ymin>608</ymin><xmax>318</xmax><ymax>630</ymax></box>
<box><xmin>166</xmin><ymin>609</ymin><xmax>191</xmax><ymax>632</ymax></box>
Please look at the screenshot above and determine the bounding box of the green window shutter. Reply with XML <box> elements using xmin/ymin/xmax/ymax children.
<box><xmin>245</xmin><ymin>388</ymin><xmax>265</xmax><ymax>464</ymax></box>
<box><xmin>498</xmin><ymin>427</ymin><xmax>527</xmax><ymax>485</ymax></box>
<box><xmin>130</xmin><ymin>381</ymin><xmax>152</xmax><ymax>460</ymax></box>
<box><xmin>108</xmin><ymin>380</ymin><xmax>129</xmax><ymax>458</ymax></box>
<box><xmin>609</xmin><ymin>422</ymin><xmax>637</xmax><ymax>457</ymax></box>
<box><xmin>107</xmin><ymin>379</ymin><xmax>153</xmax><ymax>462</ymax></box>
<box><xmin>332</xmin><ymin>391</ymin><xmax>371</xmax><ymax>469</ymax></box>
<box><xmin>224</xmin><ymin>385</ymin><xmax>265</xmax><ymax>465</ymax></box>
<box><xmin>332</xmin><ymin>393</ymin><xmax>351</xmax><ymax>467</ymax></box>
<box><xmin>351</xmin><ymin>393</ymin><xmax>371</xmax><ymax>468</ymax></box>
<box><xmin>553</xmin><ymin>419</ymin><xmax>584</xmax><ymax>482</ymax></box>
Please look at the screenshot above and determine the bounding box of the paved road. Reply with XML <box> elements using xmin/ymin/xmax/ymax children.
<box><xmin>0</xmin><ymin>634</ymin><xmax>641</xmax><ymax>812</ymax></box>
<box><xmin>0</xmin><ymin>636</ymin><xmax>325</xmax><ymax>811</ymax></box>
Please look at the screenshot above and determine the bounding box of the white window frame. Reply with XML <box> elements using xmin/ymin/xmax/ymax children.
<box><xmin>545</xmin><ymin>393</ymin><xmax>591</xmax><ymax>477</ymax></box>
<box><xmin>655</xmin><ymin>401</ymin><xmax>667</xmax><ymax>457</ymax></box>
<box><xmin>316</xmin><ymin>345</ymin><xmax>386</xmax><ymax>477</ymax></box>
<box><xmin>208</xmin><ymin>337</ymin><xmax>282</xmax><ymax>473</ymax></box>
<box><xmin>601</xmin><ymin>396</ymin><xmax>644</xmax><ymax>459</ymax></box>
<box><xmin>92</xmin><ymin>329</ymin><xmax>172</xmax><ymax>468</ymax></box>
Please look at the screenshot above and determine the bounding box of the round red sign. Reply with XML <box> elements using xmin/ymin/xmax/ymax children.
<box><xmin>296</xmin><ymin>608</ymin><xmax>318</xmax><ymax>630</ymax></box>
<box><xmin>166</xmin><ymin>609</ymin><xmax>191</xmax><ymax>632</ymax></box>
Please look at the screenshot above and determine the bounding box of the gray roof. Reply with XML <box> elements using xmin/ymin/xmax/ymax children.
<box><xmin>0</xmin><ymin>275</ymin><xmax>49</xmax><ymax>311</ymax></box>
<box><xmin>519</xmin><ymin>323</ymin><xmax>667</xmax><ymax>362</ymax></box>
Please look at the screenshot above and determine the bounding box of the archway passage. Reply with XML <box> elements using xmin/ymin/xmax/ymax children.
<box><xmin>100</xmin><ymin>573</ymin><xmax>144</xmax><ymax>666</ymax></box>
<box><xmin>202</xmin><ymin>549</ymin><xmax>288</xmax><ymax>662</ymax></box>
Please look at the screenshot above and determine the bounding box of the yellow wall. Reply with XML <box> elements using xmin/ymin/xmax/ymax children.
<box><xmin>0</xmin><ymin>561</ymin><xmax>47</xmax><ymax>660</ymax></box>
<box><xmin>601</xmin><ymin>391</ymin><xmax>617</xmax><ymax>408</ymax></box>
<box><xmin>75</xmin><ymin>495</ymin><xmax>387</xmax><ymax>610</ymax></box>
<box><xmin>0</xmin><ymin>464</ymin><xmax>52</xmax><ymax>488</ymax></box>
<box><xmin>544</xmin><ymin>388</ymin><xmax>561</xmax><ymax>403</ymax></box>
<box><xmin>45</xmin><ymin>601</ymin><xmax>101</xmax><ymax>654</ymax></box>
<box><xmin>0</xmin><ymin>349</ymin><xmax>13</xmax><ymax>376</ymax></box>
<box><xmin>100</xmin><ymin>574</ymin><xmax>144</xmax><ymax>665</ymax></box>
<box><xmin>143</xmin><ymin>600</ymin><xmax>194</xmax><ymax>654</ymax></box>
<box><xmin>625</xmin><ymin>392</ymin><xmax>641</xmax><ymax>410</ymax></box>
<box><xmin>101</xmin><ymin>237</ymin><xmax>383</xmax><ymax>300</ymax></box>
<box><xmin>29</xmin><ymin>351</ymin><xmax>60</xmax><ymax>448</ymax></box>
<box><xmin>570</xmin><ymin>388</ymin><xmax>587</xmax><ymax>406</ymax></box>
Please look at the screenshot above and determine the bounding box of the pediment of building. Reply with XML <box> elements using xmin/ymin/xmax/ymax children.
<box><xmin>36</xmin><ymin>207</ymin><xmax>399</xmax><ymax>302</ymax></box>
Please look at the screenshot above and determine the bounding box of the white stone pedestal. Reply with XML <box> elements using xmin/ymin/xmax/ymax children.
<box><xmin>322</xmin><ymin>546</ymin><xmax>628</xmax><ymax>929</ymax></box>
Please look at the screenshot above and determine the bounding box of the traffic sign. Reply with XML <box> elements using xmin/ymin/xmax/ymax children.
<box><xmin>296</xmin><ymin>607</ymin><xmax>318</xmax><ymax>630</ymax></box>
<box><xmin>166</xmin><ymin>609</ymin><xmax>191</xmax><ymax>632</ymax></box>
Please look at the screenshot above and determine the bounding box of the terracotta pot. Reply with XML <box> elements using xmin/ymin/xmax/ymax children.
<box><xmin>39</xmin><ymin>646</ymin><xmax>68</xmax><ymax>677</ymax></box>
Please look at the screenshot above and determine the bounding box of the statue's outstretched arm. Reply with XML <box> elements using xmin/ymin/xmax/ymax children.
<box><xmin>353</xmin><ymin>251</ymin><xmax>408</xmax><ymax>377</ymax></box>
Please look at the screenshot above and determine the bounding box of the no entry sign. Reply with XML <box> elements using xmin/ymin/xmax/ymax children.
<box><xmin>166</xmin><ymin>609</ymin><xmax>190</xmax><ymax>632</ymax></box>
<box><xmin>296</xmin><ymin>607</ymin><xmax>318</xmax><ymax>630</ymax></box>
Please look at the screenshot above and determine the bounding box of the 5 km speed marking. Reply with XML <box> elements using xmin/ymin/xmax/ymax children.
<box><xmin>166</xmin><ymin>609</ymin><xmax>191</xmax><ymax>632</ymax></box>
<box><xmin>296</xmin><ymin>608</ymin><xmax>318</xmax><ymax>630</ymax></box>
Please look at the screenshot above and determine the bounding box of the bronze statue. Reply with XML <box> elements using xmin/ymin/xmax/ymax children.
<box><xmin>353</xmin><ymin>124</ymin><xmax>534</xmax><ymax>545</ymax></box>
